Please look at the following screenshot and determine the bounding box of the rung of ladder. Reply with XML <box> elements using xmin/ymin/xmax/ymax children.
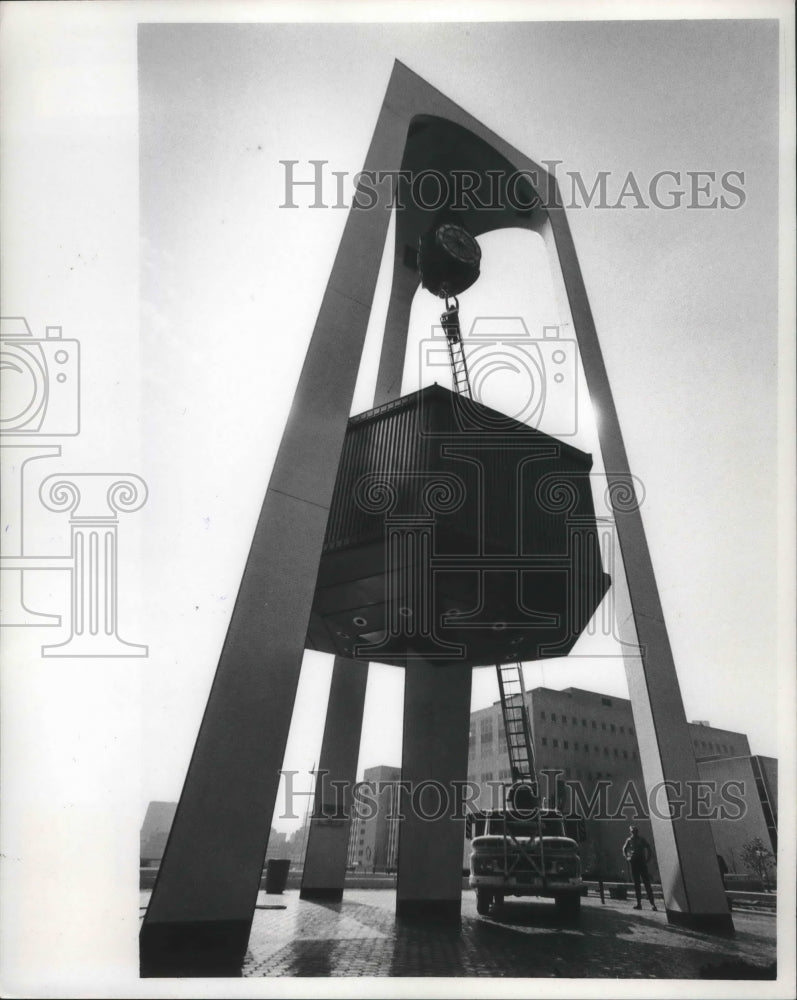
<box><xmin>496</xmin><ymin>659</ymin><xmax>538</xmax><ymax>797</ymax></box>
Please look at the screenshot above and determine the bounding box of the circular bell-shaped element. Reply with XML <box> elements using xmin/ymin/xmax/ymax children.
<box><xmin>418</xmin><ymin>222</ymin><xmax>481</xmax><ymax>298</ymax></box>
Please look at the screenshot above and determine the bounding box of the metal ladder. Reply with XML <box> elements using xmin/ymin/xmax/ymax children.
<box><xmin>495</xmin><ymin>659</ymin><xmax>537</xmax><ymax>790</ymax></box>
<box><xmin>441</xmin><ymin>299</ymin><xmax>472</xmax><ymax>398</ymax></box>
<box><xmin>495</xmin><ymin>659</ymin><xmax>545</xmax><ymax>886</ymax></box>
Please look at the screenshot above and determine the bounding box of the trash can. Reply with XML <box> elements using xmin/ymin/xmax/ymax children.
<box><xmin>265</xmin><ymin>858</ymin><xmax>291</xmax><ymax>895</ymax></box>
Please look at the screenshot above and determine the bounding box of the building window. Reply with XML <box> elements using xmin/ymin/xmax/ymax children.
<box><xmin>604</xmin><ymin>747</ymin><xmax>609</xmax><ymax>756</ymax></box>
<box><xmin>594</xmin><ymin>745</ymin><xmax>599</xmax><ymax>753</ymax></box>
<box><xmin>730</xmin><ymin>746</ymin><xmax>735</xmax><ymax>754</ymax></box>
<box><xmin>542</xmin><ymin>737</ymin><xmax>548</xmax><ymax>747</ymax></box>
<box><xmin>614</xmin><ymin>748</ymin><xmax>619</xmax><ymax>757</ymax></box>
<box><xmin>601</xmin><ymin>697</ymin><xmax>613</xmax><ymax>707</ymax></box>
<box><xmin>582</xmin><ymin>718</ymin><xmax>587</xmax><ymax>727</ymax></box>
<box><xmin>540</xmin><ymin>711</ymin><xmax>546</xmax><ymax>720</ymax></box>
<box><xmin>551</xmin><ymin>713</ymin><xmax>557</xmax><ymax>722</ymax></box>
<box><xmin>587</xmin><ymin>771</ymin><xmax>593</xmax><ymax>780</ymax></box>
<box><xmin>629</xmin><ymin>728</ymin><xmax>634</xmax><ymax>737</ymax></box>
<box><xmin>572</xmin><ymin>717</ymin><xmax>577</xmax><ymax>725</ymax></box>
<box><xmin>481</xmin><ymin>718</ymin><xmax>493</xmax><ymax>745</ymax></box>
<box><xmin>623</xmin><ymin>750</ymin><xmax>628</xmax><ymax>759</ymax></box>
<box><xmin>553</xmin><ymin>739</ymin><xmax>559</xmax><ymax>748</ymax></box>
<box><xmin>584</xmin><ymin>744</ymin><xmax>589</xmax><ymax>754</ymax></box>
<box><xmin>632</xmin><ymin>751</ymin><xmax>637</xmax><ymax>760</ymax></box>
<box><xmin>596</xmin><ymin>771</ymin><xmax>602</xmax><ymax>778</ymax></box>
<box><xmin>574</xmin><ymin>742</ymin><xmax>579</xmax><ymax>751</ymax></box>
<box><xmin>592</xmin><ymin>720</ymin><xmax>597</xmax><ymax>729</ymax></box>
<box><xmin>565</xmin><ymin>767</ymin><xmax>571</xmax><ymax>777</ymax></box>
<box><xmin>601</xmin><ymin>722</ymin><xmax>606</xmax><ymax>731</ymax></box>
<box><xmin>610</xmin><ymin>724</ymin><xmax>616</xmax><ymax>733</ymax></box>
<box><xmin>563</xmin><ymin>740</ymin><xmax>569</xmax><ymax>749</ymax></box>
<box><xmin>619</xmin><ymin>725</ymin><xmax>625</xmax><ymax>734</ymax></box>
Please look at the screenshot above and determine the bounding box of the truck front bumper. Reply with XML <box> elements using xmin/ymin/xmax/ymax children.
<box><xmin>469</xmin><ymin>874</ymin><xmax>583</xmax><ymax>895</ymax></box>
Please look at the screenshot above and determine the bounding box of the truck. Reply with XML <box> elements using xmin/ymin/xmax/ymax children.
<box><xmin>467</xmin><ymin>660</ymin><xmax>587</xmax><ymax>920</ymax></box>
<box><xmin>468</xmin><ymin>804</ymin><xmax>585</xmax><ymax>919</ymax></box>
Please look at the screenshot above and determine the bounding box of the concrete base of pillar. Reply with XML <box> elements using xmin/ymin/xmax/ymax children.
<box><xmin>139</xmin><ymin>919</ymin><xmax>248</xmax><ymax>978</ymax></box>
<box><xmin>299</xmin><ymin>887</ymin><xmax>344</xmax><ymax>902</ymax></box>
<box><xmin>395</xmin><ymin>899</ymin><xmax>462</xmax><ymax>923</ymax></box>
<box><xmin>395</xmin><ymin>663</ymin><xmax>472</xmax><ymax>923</ymax></box>
<box><xmin>665</xmin><ymin>909</ymin><xmax>735</xmax><ymax>935</ymax></box>
<box><xmin>300</xmin><ymin>658</ymin><xmax>369</xmax><ymax>904</ymax></box>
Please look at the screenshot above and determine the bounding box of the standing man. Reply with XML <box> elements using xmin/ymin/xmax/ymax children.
<box><xmin>622</xmin><ymin>825</ymin><xmax>658</xmax><ymax>911</ymax></box>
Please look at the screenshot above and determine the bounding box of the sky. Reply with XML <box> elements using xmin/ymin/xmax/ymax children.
<box><xmin>0</xmin><ymin>6</ymin><xmax>793</xmax><ymax>994</ymax></box>
<box><xmin>135</xmin><ymin>18</ymin><xmax>785</xmax><ymax>834</ymax></box>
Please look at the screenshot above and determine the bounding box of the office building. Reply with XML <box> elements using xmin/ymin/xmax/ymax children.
<box><xmin>468</xmin><ymin>685</ymin><xmax>769</xmax><ymax>879</ymax></box>
<box><xmin>347</xmin><ymin>765</ymin><xmax>401</xmax><ymax>872</ymax></box>
<box><xmin>140</xmin><ymin>802</ymin><xmax>177</xmax><ymax>866</ymax></box>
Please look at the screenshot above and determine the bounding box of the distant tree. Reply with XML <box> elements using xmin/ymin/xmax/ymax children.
<box><xmin>740</xmin><ymin>837</ymin><xmax>776</xmax><ymax>889</ymax></box>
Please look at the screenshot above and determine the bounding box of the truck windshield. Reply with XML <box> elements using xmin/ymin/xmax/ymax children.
<box><xmin>481</xmin><ymin>816</ymin><xmax>565</xmax><ymax>838</ymax></box>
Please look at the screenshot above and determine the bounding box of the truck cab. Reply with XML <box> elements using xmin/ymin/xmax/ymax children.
<box><xmin>468</xmin><ymin>807</ymin><xmax>585</xmax><ymax>919</ymax></box>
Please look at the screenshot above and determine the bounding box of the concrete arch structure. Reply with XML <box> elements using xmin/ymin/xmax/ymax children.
<box><xmin>140</xmin><ymin>60</ymin><xmax>732</xmax><ymax>978</ymax></box>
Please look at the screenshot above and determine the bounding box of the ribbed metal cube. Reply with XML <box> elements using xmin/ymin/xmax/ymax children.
<box><xmin>307</xmin><ymin>384</ymin><xmax>610</xmax><ymax>668</ymax></box>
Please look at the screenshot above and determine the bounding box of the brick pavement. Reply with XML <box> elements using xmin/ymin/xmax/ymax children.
<box><xmin>238</xmin><ymin>889</ymin><xmax>777</xmax><ymax>979</ymax></box>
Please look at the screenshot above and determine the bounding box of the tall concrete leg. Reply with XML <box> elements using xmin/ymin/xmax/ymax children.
<box><xmin>300</xmin><ymin>657</ymin><xmax>369</xmax><ymax>901</ymax></box>
<box><xmin>395</xmin><ymin>663</ymin><xmax>472</xmax><ymax>922</ymax></box>
<box><xmin>373</xmin><ymin>249</ymin><xmax>419</xmax><ymax>407</ymax></box>
<box><xmin>541</xmin><ymin>203</ymin><xmax>733</xmax><ymax>933</ymax></box>
<box><xmin>139</xmin><ymin>93</ymin><xmax>409</xmax><ymax>977</ymax></box>
<box><xmin>299</xmin><ymin>198</ymin><xmax>419</xmax><ymax>905</ymax></box>
<box><xmin>615</xmin><ymin>561</ymin><xmax>734</xmax><ymax>932</ymax></box>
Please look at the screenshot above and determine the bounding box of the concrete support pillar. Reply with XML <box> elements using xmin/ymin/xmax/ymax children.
<box><xmin>615</xmin><ymin>557</ymin><xmax>734</xmax><ymax>931</ymax></box>
<box><xmin>300</xmin><ymin>208</ymin><xmax>419</xmax><ymax>905</ymax></box>
<box><xmin>300</xmin><ymin>657</ymin><xmax>369</xmax><ymax>901</ymax></box>
<box><xmin>540</xmin><ymin>203</ymin><xmax>733</xmax><ymax>933</ymax></box>
<box><xmin>395</xmin><ymin>662</ymin><xmax>472</xmax><ymax>921</ymax></box>
<box><xmin>373</xmin><ymin>249</ymin><xmax>419</xmax><ymax>407</ymax></box>
<box><xmin>139</xmin><ymin>95</ymin><xmax>410</xmax><ymax>978</ymax></box>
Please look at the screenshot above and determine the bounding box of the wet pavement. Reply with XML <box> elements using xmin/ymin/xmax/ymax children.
<box><xmin>232</xmin><ymin>889</ymin><xmax>776</xmax><ymax>979</ymax></box>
